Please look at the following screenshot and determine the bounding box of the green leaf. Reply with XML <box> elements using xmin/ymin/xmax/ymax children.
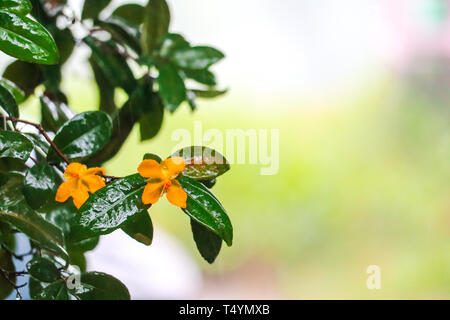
<box><xmin>96</xmin><ymin>17</ymin><xmax>141</xmax><ymax>54</ymax></box>
<box><xmin>0</xmin><ymin>248</ymin><xmax>15</xmax><ymax>300</ymax></box>
<box><xmin>190</xmin><ymin>218</ymin><xmax>222</xmax><ymax>264</ymax></box>
<box><xmin>85</xmin><ymin>77</ymin><xmax>153</xmax><ymax>165</ymax></box>
<box><xmin>89</xmin><ymin>57</ymin><xmax>116</xmax><ymax>115</ymax></box>
<box><xmin>121</xmin><ymin>209</ymin><xmax>153</xmax><ymax>246</ymax></box>
<box><xmin>84</xmin><ymin>36</ymin><xmax>137</xmax><ymax>95</ymax></box>
<box><xmin>199</xmin><ymin>178</ymin><xmax>216</xmax><ymax>189</ymax></box>
<box><xmin>0</xmin><ymin>82</ymin><xmax>18</xmax><ymax>118</ymax></box>
<box><xmin>0</xmin><ymin>10</ymin><xmax>59</xmax><ymax>64</ymax></box>
<box><xmin>159</xmin><ymin>33</ymin><xmax>189</xmax><ymax>58</ymax></box>
<box><xmin>23</xmin><ymin>132</ymin><xmax>50</xmax><ymax>155</ymax></box>
<box><xmin>82</xmin><ymin>0</ymin><xmax>111</xmax><ymax>20</ymax></box>
<box><xmin>112</xmin><ymin>4</ymin><xmax>144</xmax><ymax>25</ymax></box>
<box><xmin>69</xmin><ymin>272</ymin><xmax>130</xmax><ymax>300</ymax></box>
<box><xmin>70</xmin><ymin>174</ymin><xmax>149</xmax><ymax>241</ymax></box>
<box><xmin>23</xmin><ymin>162</ymin><xmax>59</xmax><ymax>210</ymax></box>
<box><xmin>0</xmin><ymin>172</ymin><xmax>68</xmax><ymax>258</ymax></box>
<box><xmin>2</xmin><ymin>60</ymin><xmax>43</xmax><ymax>96</ymax></box>
<box><xmin>0</xmin><ymin>78</ymin><xmax>25</xmax><ymax>104</ymax></box>
<box><xmin>29</xmin><ymin>276</ymin><xmax>45</xmax><ymax>299</ymax></box>
<box><xmin>141</xmin><ymin>0</ymin><xmax>170</xmax><ymax>56</ymax></box>
<box><xmin>143</xmin><ymin>152</ymin><xmax>162</xmax><ymax>162</ymax></box>
<box><xmin>192</xmin><ymin>88</ymin><xmax>228</xmax><ymax>99</ymax></box>
<box><xmin>47</xmin><ymin>111</ymin><xmax>112</xmax><ymax>163</ymax></box>
<box><xmin>157</xmin><ymin>63</ymin><xmax>186</xmax><ymax>112</ymax></box>
<box><xmin>0</xmin><ymin>131</ymin><xmax>33</xmax><ymax>162</ymax></box>
<box><xmin>26</xmin><ymin>256</ymin><xmax>61</xmax><ymax>283</ymax></box>
<box><xmin>42</xmin><ymin>202</ymin><xmax>100</xmax><ymax>253</ymax></box>
<box><xmin>178</xmin><ymin>175</ymin><xmax>233</xmax><ymax>246</ymax></box>
<box><xmin>50</xmin><ymin>26</ymin><xmax>75</xmax><ymax>64</ymax></box>
<box><xmin>172</xmin><ymin>146</ymin><xmax>230</xmax><ymax>180</ymax></box>
<box><xmin>139</xmin><ymin>92</ymin><xmax>164</xmax><ymax>141</ymax></box>
<box><xmin>171</xmin><ymin>46</ymin><xmax>224</xmax><ymax>70</ymax></box>
<box><xmin>1</xmin><ymin>0</ymin><xmax>32</xmax><ymax>15</ymax></box>
<box><xmin>184</xmin><ymin>69</ymin><xmax>216</xmax><ymax>86</ymax></box>
<box><xmin>33</xmin><ymin>279</ymin><xmax>70</xmax><ymax>300</ymax></box>
<box><xmin>40</xmin><ymin>92</ymin><xmax>74</xmax><ymax>132</ymax></box>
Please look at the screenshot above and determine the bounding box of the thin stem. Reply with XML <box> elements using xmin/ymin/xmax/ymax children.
<box><xmin>0</xmin><ymin>116</ymin><xmax>71</xmax><ymax>165</ymax></box>
<box><xmin>1</xmin><ymin>244</ymin><xmax>34</xmax><ymax>261</ymax></box>
<box><xmin>0</xmin><ymin>267</ymin><xmax>27</xmax><ymax>300</ymax></box>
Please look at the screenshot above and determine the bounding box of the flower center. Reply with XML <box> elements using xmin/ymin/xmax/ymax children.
<box><xmin>71</xmin><ymin>173</ymin><xmax>79</xmax><ymax>178</ymax></box>
<box><xmin>164</xmin><ymin>181</ymin><xmax>172</xmax><ymax>189</ymax></box>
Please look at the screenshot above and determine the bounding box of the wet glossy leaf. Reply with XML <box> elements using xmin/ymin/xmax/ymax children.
<box><xmin>0</xmin><ymin>131</ymin><xmax>33</xmax><ymax>162</ymax></box>
<box><xmin>171</xmin><ymin>46</ymin><xmax>224</xmax><ymax>70</ymax></box>
<box><xmin>29</xmin><ymin>276</ymin><xmax>45</xmax><ymax>299</ymax></box>
<box><xmin>2</xmin><ymin>60</ymin><xmax>43</xmax><ymax>95</ymax></box>
<box><xmin>0</xmin><ymin>173</ymin><xmax>68</xmax><ymax>258</ymax></box>
<box><xmin>184</xmin><ymin>69</ymin><xmax>216</xmax><ymax>86</ymax></box>
<box><xmin>85</xmin><ymin>78</ymin><xmax>152</xmax><ymax>165</ymax></box>
<box><xmin>112</xmin><ymin>3</ymin><xmax>144</xmax><ymax>25</ymax></box>
<box><xmin>47</xmin><ymin>111</ymin><xmax>112</xmax><ymax>163</ymax></box>
<box><xmin>23</xmin><ymin>162</ymin><xmax>59</xmax><ymax>210</ymax></box>
<box><xmin>89</xmin><ymin>57</ymin><xmax>116</xmax><ymax>115</ymax></box>
<box><xmin>0</xmin><ymin>249</ymin><xmax>15</xmax><ymax>300</ymax></box>
<box><xmin>0</xmin><ymin>10</ymin><xmax>59</xmax><ymax>64</ymax></box>
<box><xmin>199</xmin><ymin>178</ymin><xmax>216</xmax><ymax>189</ymax></box>
<box><xmin>121</xmin><ymin>209</ymin><xmax>153</xmax><ymax>246</ymax></box>
<box><xmin>82</xmin><ymin>0</ymin><xmax>111</xmax><ymax>19</ymax></box>
<box><xmin>1</xmin><ymin>0</ymin><xmax>32</xmax><ymax>15</ymax></box>
<box><xmin>141</xmin><ymin>0</ymin><xmax>170</xmax><ymax>56</ymax></box>
<box><xmin>172</xmin><ymin>146</ymin><xmax>230</xmax><ymax>180</ymax></box>
<box><xmin>0</xmin><ymin>78</ymin><xmax>25</xmax><ymax>104</ymax></box>
<box><xmin>158</xmin><ymin>63</ymin><xmax>186</xmax><ymax>112</ymax></box>
<box><xmin>70</xmin><ymin>174</ymin><xmax>149</xmax><ymax>241</ymax></box>
<box><xmin>0</xmin><ymin>82</ymin><xmax>18</xmax><ymax>118</ymax></box>
<box><xmin>33</xmin><ymin>280</ymin><xmax>70</xmax><ymax>300</ymax></box>
<box><xmin>23</xmin><ymin>132</ymin><xmax>50</xmax><ymax>155</ymax></box>
<box><xmin>50</xmin><ymin>26</ymin><xmax>75</xmax><ymax>64</ymax></box>
<box><xmin>42</xmin><ymin>202</ymin><xmax>99</xmax><ymax>253</ymax></box>
<box><xmin>84</xmin><ymin>36</ymin><xmax>136</xmax><ymax>95</ymax></box>
<box><xmin>69</xmin><ymin>272</ymin><xmax>130</xmax><ymax>300</ymax></box>
<box><xmin>26</xmin><ymin>256</ymin><xmax>60</xmax><ymax>283</ymax></box>
<box><xmin>96</xmin><ymin>17</ymin><xmax>141</xmax><ymax>53</ymax></box>
<box><xmin>192</xmin><ymin>88</ymin><xmax>228</xmax><ymax>99</ymax></box>
<box><xmin>40</xmin><ymin>92</ymin><xmax>74</xmax><ymax>132</ymax></box>
<box><xmin>178</xmin><ymin>175</ymin><xmax>233</xmax><ymax>246</ymax></box>
<box><xmin>159</xmin><ymin>33</ymin><xmax>189</xmax><ymax>58</ymax></box>
<box><xmin>191</xmin><ymin>218</ymin><xmax>222</xmax><ymax>264</ymax></box>
<box><xmin>143</xmin><ymin>152</ymin><xmax>162</xmax><ymax>162</ymax></box>
<box><xmin>139</xmin><ymin>93</ymin><xmax>164</xmax><ymax>141</ymax></box>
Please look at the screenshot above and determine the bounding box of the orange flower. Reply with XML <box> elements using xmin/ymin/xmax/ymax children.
<box><xmin>55</xmin><ymin>162</ymin><xmax>106</xmax><ymax>209</ymax></box>
<box><xmin>137</xmin><ymin>157</ymin><xmax>187</xmax><ymax>208</ymax></box>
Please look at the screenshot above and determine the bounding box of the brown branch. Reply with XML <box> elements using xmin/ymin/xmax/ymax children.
<box><xmin>0</xmin><ymin>116</ymin><xmax>71</xmax><ymax>165</ymax></box>
<box><xmin>0</xmin><ymin>267</ymin><xmax>27</xmax><ymax>300</ymax></box>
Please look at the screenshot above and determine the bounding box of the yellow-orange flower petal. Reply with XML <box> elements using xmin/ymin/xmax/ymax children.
<box><xmin>81</xmin><ymin>174</ymin><xmax>106</xmax><ymax>193</ymax></box>
<box><xmin>166</xmin><ymin>180</ymin><xmax>187</xmax><ymax>208</ymax></box>
<box><xmin>72</xmin><ymin>180</ymin><xmax>89</xmax><ymax>208</ymax></box>
<box><xmin>161</xmin><ymin>157</ymin><xmax>185</xmax><ymax>179</ymax></box>
<box><xmin>137</xmin><ymin>159</ymin><xmax>164</xmax><ymax>179</ymax></box>
<box><xmin>142</xmin><ymin>181</ymin><xmax>165</xmax><ymax>205</ymax></box>
<box><xmin>55</xmin><ymin>180</ymin><xmax>75</xmax><ymax>203</ymax></box>
<box><xmin>56</xmin><ymin>162</ymin><xmax>107</xmax><ymax>209</ymax></box>
<box><xmin>63</xmin><ymin>162</ymin><xmax>86</xmax><ymax>180</ymax></box>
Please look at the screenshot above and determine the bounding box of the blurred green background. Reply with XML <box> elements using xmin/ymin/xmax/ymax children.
<box><xmin>19</xmin><ymin>72</ymin><xmax>450</xmax><ymax>298</ymax></box>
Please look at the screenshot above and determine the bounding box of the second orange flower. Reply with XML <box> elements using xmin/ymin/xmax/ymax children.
<box><xmin>137</xmin><ymin>157</ymin><xmax>187</xmax><ymax>208</ymax></box>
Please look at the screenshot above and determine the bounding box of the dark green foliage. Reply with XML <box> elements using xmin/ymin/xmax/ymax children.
<box><xmin>0</xmin><ymin>0</ymin><xmax>232</xmax><ymax>300</ymax></box>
